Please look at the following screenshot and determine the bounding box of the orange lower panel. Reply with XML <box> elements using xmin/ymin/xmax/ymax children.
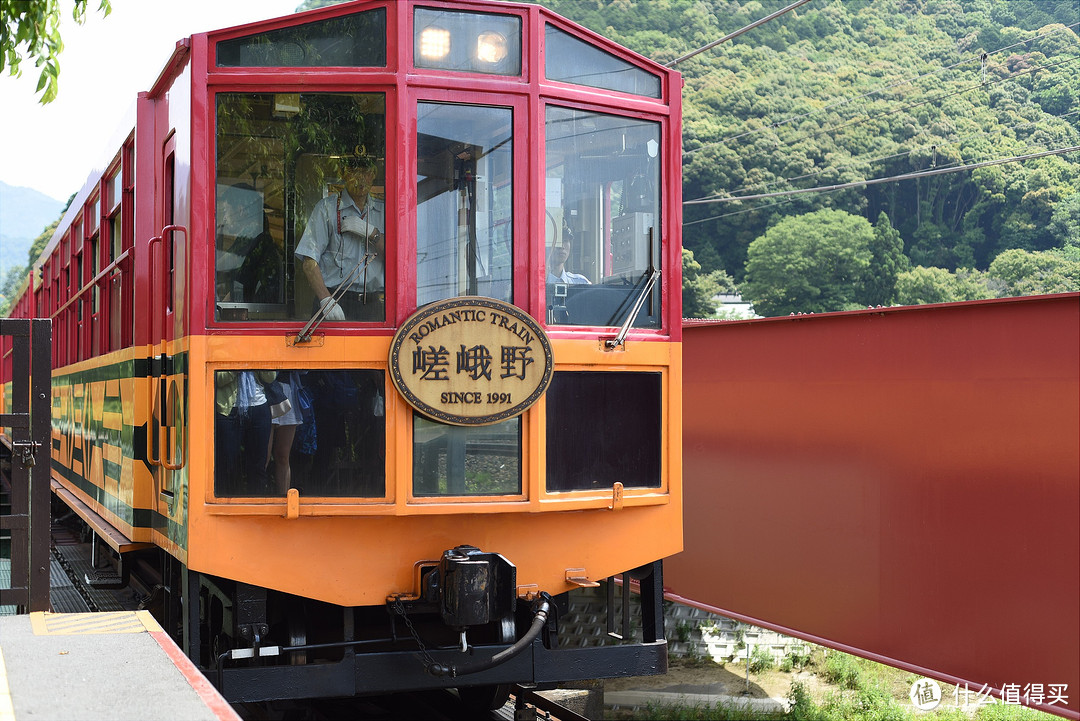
<box><xmin>670</xmin><ymin>294</ymin><xmax>1079</xmax><ymax>720</ymax></box>
<box><xmin>186</xmin><ymin>502</ymin><xmax>682</xmax><ymax>607</ymax></box>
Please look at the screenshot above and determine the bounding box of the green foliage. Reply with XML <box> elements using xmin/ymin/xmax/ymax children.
<box><xmin>893</xmin><ymin>265</ymin><xmax>996</xmax><ymax>304</ymax></box>
<box><xmin>683</xmin><ymin>248</ymin><xmax>740</xmax><ymax>318</ymax></box>
<box><xmin>0</xmin><ymin>215</ymin><xmax>61</xmax><ymax>317</ymax></box>
<box><xmin>781</xmin><ymin>647</ymin><xmax>812</xmax><ymax>672</ymax></box>
<box><xmin>749</xmin><ymin>645</ymin><xmax>775</xmax><ymax>673</ymax></box>
<box><xmin>821</xmin><ymin>651</ymin><xmax>866</xmax><ymax>691</ymax></box>
<box><xmin>742</xmin><ymin>209</ymin><xmax>875</xmax><ymax>315</ymax></box>
<box><xmin>538</xmin><ymin>0</ymin><xmax>1080</xmax><ymax>310</ymax></box>
<box><xmin>1</xmin><ymin>0</ymin><xmax>111</xmax><ymax>103</ymax></box>
<box><xmin>987</xmin><ymin>247</ymin><xmax>1080</xmax><ymax>295</ymax></box>
<box><xmin>864</xmin><ymin>212</ymin><xmax>909</xmax><ymax>305</ymax></box>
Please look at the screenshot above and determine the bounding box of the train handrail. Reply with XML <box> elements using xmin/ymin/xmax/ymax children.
<box><xmin>161</xmin><ymin>378</ymin><xmax>185</xmax><ymax>470</ymax></box>
<box><xmin>146</xmin><ymin>378</ymin><xmax>162</xmax><ymax>468</ymax></box>
<box><xmin>148</xmin><ymin>225</ymin><xmax>187</xmax><ymax>345</ymax></box>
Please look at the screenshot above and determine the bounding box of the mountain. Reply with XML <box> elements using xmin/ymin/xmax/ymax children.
<box><xmin>540</xmin><ymin>0</ymin><xmax>1080</xmax><ymax>311</ymax></box>
<box><xmin>0</xmin><ymin>180</ymin><xmax>65</xmax><ymax>277</ymax></box>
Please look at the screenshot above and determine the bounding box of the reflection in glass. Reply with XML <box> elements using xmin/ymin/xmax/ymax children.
<box><xmin>413</xmin><ymin>414</ymin><xmax>521</xmax><ymax>496</ymax></box>
<box><xmin>217</xmin><ymin>9</ymin><xmax>386</xmax><ymax>67</ymax></box>
<box><xmin>214</xmin><ymin>369</ymin><xmax>385</xmax><ymax>498</ymax></box>
<box><xmin>545</xmin><ymin>25</ymin><xmax>662</xmax><ymax>98</ymax></box>
<box><xmin>545</xmin><ymin>107</ymin><xmax>661</xmax><ymax>327</ymax></box>
<box><xmin>214</xmin><ymin>92</ymin><xmax>385</xmax><ymax>322</ymax></box>
<box><xmin>546</xmin><ymin>371</ymin><xmax>661</xmax><ymax>491</ymax></box>
<box><xmin>416</xmin><ymin>103</ymin><xmax>513</xmax><ymax>305</ymax></box>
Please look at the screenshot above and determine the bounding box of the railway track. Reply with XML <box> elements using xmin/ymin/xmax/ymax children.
<box><xmin>233</xmin><ymin>686</ymin><xmax>594</xmax><ymax>720</ymax></box>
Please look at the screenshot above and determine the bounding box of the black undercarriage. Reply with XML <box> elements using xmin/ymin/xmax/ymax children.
<box><xmin>152</xmin><ymin>545</ymin><xmax>666</xmax><ymax>705</ymax></box>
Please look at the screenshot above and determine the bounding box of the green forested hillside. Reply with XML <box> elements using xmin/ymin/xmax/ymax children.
<box><xmin>539</xmin><ymin>0</ymin><xmax>1080</xmax><ymax>315</ymax></box>
<box><xmin>5</xmin><ymin>1</ymin><xmax>1077</xmax><ymax>317</ymax></box>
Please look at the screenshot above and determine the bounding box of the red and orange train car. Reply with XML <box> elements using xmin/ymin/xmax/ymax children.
<box><xmin>1</xmin><ymin>0</ymin><xmax>683</xmax><ymax>706</ymax></box>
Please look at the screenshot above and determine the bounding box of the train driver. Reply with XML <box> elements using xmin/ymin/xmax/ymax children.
<box><xmin>546</xmin><ymin>239</ymin><xmax>591</xmax><ymax>285</ymax></box>
<box><xmin>295</xmin><ymin>155</ymin><xmax>386</xmax><ymax>322</ymax></box>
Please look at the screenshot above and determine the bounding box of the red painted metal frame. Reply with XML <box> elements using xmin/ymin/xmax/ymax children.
<box><xmin>670</xmin><ymin>294</ymin><xmax>1079</xmax><ymax>719</ymax></box>
<box><xmin>185</xmin><ymin>0</ymin><xmax>683</xmax><ymax>337</ymax></box>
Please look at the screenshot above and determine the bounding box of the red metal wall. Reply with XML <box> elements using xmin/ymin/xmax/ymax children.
<box><xmin>668</xmin><ymin>294</ymin><xmax>1079</xmax><ymax>719</ymax></box>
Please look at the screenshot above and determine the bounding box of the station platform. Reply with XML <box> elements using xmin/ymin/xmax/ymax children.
<box><xmin>0</xmin><ymin>610</ymin><xmax>239</xmax><ymax>721</ymax></box>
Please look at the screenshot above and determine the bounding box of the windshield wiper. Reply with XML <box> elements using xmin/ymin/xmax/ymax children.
<box><xmin>294</xmin><ymin>253</ymin><xmax>375</xmax><ymax>344</ymax></box>
<box><xmin>604</xmin><ymin>266</ymin><xmax>660</xmax><ymax>350</ymax></box>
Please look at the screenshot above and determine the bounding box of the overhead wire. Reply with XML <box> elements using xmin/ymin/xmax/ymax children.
<box><xmin>665</xmin><ymin>0</ymin><xmax>814</xmax><ymax>67</ymax></box>
<box><xmin>690</xmin><ymin>109</ymin><xmax>1080</xmax><ymax>201</ymax></box>
<box><xmin>683</xmin><ymin>143</ymin><xmax>1080</xmax><ymax>226</ymax></box>
<box><xmin>673</xmin><ymin>10</ymin><xmax>1079</xmax><ymax>229</ymax></box>
<box><xmin>687</xmin><ymin>51</ymin><xmax>1078</xmax><ymax>168</ymax></box>
<box><xmin>682</xmin><ymin>54</ymin><xmax>1078</xmax><ymax>208</ymax></box>
<box><xmin>684</xmin><ymin>145</ymin><xmax>1080</xmax><ymax>205</ymax></box>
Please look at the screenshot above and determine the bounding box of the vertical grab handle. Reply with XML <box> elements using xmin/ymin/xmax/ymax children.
<box><xmin>161</xmin><ymin>379</ymin><xmax>186</xmax><ymax>471</ymax></box>
<box><xmin>146</xmin><ymin>375</ymin><xmax>162</xmax><ymax>467</ymax></box>
<box><xmin>146</xmin><ymin>226</ymin><xmax>187</xmax><ymax>470</ymax></box>
<box><xmin>148</xmin><ymin>234</ymin><xmax>162</xmax><ymax>348</ymax></box>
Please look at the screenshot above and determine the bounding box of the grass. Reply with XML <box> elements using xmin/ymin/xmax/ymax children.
<box><xmin>607</xmin><ymin>648</ymin><xmax>1066</xmax><ymax>721</ymax></box>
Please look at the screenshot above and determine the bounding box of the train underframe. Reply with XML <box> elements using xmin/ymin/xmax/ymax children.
<box><xmin>59</xmin><ymin>506</ymin><xmax>667</xmax><ymax>708</ymax></box>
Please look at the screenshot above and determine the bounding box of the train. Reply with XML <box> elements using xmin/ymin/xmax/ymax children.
<box><xmin>1</xmin><ymin>0</ymin><xmax>683</xmax><ymax>708</ymax></box>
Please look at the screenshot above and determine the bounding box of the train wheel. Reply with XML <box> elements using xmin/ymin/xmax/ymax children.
<box><xmin>455</xmin><ymin>614</ymin><xmax>514</xmax><ymax>712</ymax></box>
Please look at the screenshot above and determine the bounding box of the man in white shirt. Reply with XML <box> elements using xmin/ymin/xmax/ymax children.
<box><xmin>295</xmin><ymin>156</ymin><xmax>386</xmax><ymax>321</ymax></box>
<box><xmin>546</xmin><ymin>240</ymin><xmax>591</xmax><ymax>285</ymax></box>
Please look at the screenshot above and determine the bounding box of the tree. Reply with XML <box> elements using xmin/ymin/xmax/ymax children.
<box><xmin>862</xmin><ymin>212</ymin><xmax>908</xmax><ymax>306</ymax></box>
<box><xmin>682</xmin><ymin>248</ymin><xmax>739</xmax><ymax>319</ymax></box>
<box><xmin>1</xmin><ymin>0</ymin><xmax>111</xmax><ymax>103</ymax></box>
<box><xmin>1047</xmin><ymin>193</ymin><xmax>1080</xmax><ymax>256</ymax></box>
<box><xmin>894</xmin><ymin>265</ymin><xmax>995</xmax><ymax>305</ymax></box>
<box><xmin>742</xmin><ymin>209</ymin><xmax>875</xmax><ymax>316</ymax></box>
<box><xmin>988</xmin><ymin>248</ymin><xmax>1080</xmax><ymax>296</ymax></box>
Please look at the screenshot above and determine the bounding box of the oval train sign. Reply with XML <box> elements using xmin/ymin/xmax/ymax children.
<box><xmin>389</xmin><ymin>297</ymin><xmax>553</xmax><ymax>425</ymax></box>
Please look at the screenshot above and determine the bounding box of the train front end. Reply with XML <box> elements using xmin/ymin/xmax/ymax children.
<box><xmin>59</xmin><ymin>0</ymin><xmax>683</xmax><ymax>704</ymax></box>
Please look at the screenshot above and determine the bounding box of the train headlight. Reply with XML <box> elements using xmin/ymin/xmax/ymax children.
<box><xmin>476</xmin><ymin>31</ymin><xmax>507</xmax><ymax>65</ymax></box>
<box><xmin>418</xmin><ymin>27</ymin><xmax>451</xmax><ymax>61</ymax></box>
<box><xmin>414</xmin><ymin>8</ymin><xmax>520</xmax><ymax>76</ymax></box>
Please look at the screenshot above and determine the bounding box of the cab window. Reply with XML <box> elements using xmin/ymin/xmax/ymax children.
<box><xmin>544</xmin><ymin>107</ymin><xmax>661</xmax><ymax>328</ymax></box>
<box><xmin>214</xmin><ymin>92</ymin><xmax>386</xmax><ymax>323</ymax></box>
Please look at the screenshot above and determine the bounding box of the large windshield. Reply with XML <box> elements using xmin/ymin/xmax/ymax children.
<box><xmin>416</xmin><ymin>102</ymin><xmax>514</xmax><ymax>305</ymax></box>
<box><xmin>544</xmin><ymin>107</ymin><xmax>661</xmax><ymax>328</ymax></box>
<box><xmin>214</xmin><ymin>92</ymin><xmax>386</xmax><ymax>323</ymax></box>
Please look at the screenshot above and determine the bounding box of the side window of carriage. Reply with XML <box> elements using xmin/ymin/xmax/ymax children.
<box><xmin>544</xmin><ymin>107</ymin><xmax>661</xmax><ymax>328</ymax></box>
<box><xmin>214</xmin><ymin>92</ymin><xmax>387</xmax><ymax>323</ymax></box>
<box><xmin>213</xmin><ymin>369</ymin><xmax>386</xmax><ymax>499</ymax></box>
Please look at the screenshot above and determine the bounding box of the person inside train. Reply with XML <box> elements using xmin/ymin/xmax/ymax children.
<box><xmin>546</xmin><ymin>238</ymin><xmax>591</xmax><ymax>285</ymax></box>
<box><xmin>215</xmin><ymin>184</ymin><xmax>282</xmax><ymax>304</ymax></box>
<box><xmin>294</xmin><ymin>154</ymin><xmax>386</xmax><ymax>322</ymax></box>
<box><xmin>215</xmin><ymin>370</ymin><xmax>277</xmax><ymax>496</ymax></box>
<box><xmin>267</xmin><ymin>370</ymin><xmax>306</xmax><ymax>496</ymax></box>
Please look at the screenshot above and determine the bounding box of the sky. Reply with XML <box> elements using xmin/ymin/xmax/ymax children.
<box><xmin>0</xmin><ymin>0</ymin><xmax>302</xmax><ymax>202</ymax></box>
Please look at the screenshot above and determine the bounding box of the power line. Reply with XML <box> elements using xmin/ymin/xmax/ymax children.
<box><xmin>685</xmin><ymin>21</ymin><xmax>1080</xmax><ymax>156</ymax></box>
<box><xmin>684</xmin><ymin>146</ymin><xmax>1080</xmax><ymax>205</ymax></box>
<box><xmin>686</xmin><ymin>109</ymin><xmax>1080</xmax><ymax>202</ymax></box>
<box><xmin>683</xmin><ymin>52</ymin><xmax>1077</xmax><ymax>181</ymax></box>
<box><xmin>665</xmin><ymin>0</ymin><xmax>814</xmax><ymax>68</ymax></box>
